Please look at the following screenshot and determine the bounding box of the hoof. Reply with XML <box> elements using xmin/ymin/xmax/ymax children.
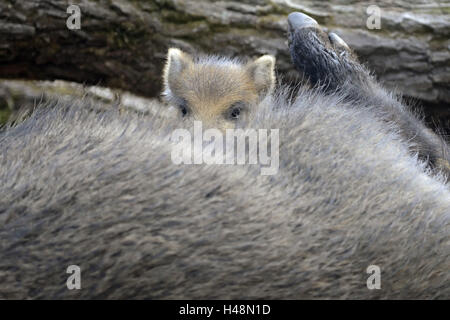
<box><xmin>328</xmin><ymin>32</ymin><xmax>350</xmax><ymax>51</ymax></box>
<box><xmin>287</xmin><ymin>12</ymin><xmax>319</xmax><ymax>33</ymax></box>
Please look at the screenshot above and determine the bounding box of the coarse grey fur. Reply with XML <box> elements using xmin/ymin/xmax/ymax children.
<box><xmin>0</xmin><ymin>85</ymin><xmax>449</xmax><ymax>299</ymax></box>
<box><xmin>0</xmin><ymin>12</ymin><xmax>449</xmax><ymax>300</ymax></box>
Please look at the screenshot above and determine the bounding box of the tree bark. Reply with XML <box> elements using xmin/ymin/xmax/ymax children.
<box><xmin>0</xmin><ymin>0</ymin><xmax>449</xmax><ymax>124</ymax></box>
<box><xmin>0</xmin><ymin>79</ymin><xmax>164</xmax><ymax>127</ymax></box>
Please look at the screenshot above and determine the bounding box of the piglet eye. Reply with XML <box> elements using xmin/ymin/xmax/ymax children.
<box><xmin>179</xmin><ymin>100</ymin><xmax>189</xmax><ymax>117</ymax></box>
<box><xmin>180</xmin><ymin>105</ymin><xmax>187</xmax><ymax>116</ymax></box>
<box><xmin>230</xmin><ymin>108</ymin><xmax>240</xmax><ymax>119</ymax></box>
<box><xmin>227</xmin><ymin>102</ymin><xmax>245</xmax><ymax>121</ymax></box>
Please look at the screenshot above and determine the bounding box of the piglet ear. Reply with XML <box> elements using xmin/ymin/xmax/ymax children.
<box><xmin>246</xmin><ymin>55</ymin><xmax>276</xmax><ymax>99</ymax></box>
<box><xmin>163</xmin><ymin>48</ymin><xmax>193</xmax><ymax>90</ymax></box>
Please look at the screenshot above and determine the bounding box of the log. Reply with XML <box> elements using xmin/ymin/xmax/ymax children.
<box><xmin>0</xmin><ymin>79</ymin><xmax>165</xmax><ymax>126</ymax></box>
<box><xmin>0</xmin><ymin>0</ymin><xmax>449</xmax><ymax>127</ymax></box>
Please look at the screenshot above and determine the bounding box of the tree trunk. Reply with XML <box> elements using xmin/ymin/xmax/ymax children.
<box><xmin>0</xmin><ymin>0</ymin><xmax>449</xmax><ymax>125</ymax></box>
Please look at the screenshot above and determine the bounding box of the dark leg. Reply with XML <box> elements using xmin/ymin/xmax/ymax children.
<box><xmin>287</xmin><ymin>12</ymin><xmax>450</xmax><ymax>180</ymax></box>
<box><xmin>287</xmin><ymin>12</ymin><xmax>368</xmax><ymax>96</ymax></box>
